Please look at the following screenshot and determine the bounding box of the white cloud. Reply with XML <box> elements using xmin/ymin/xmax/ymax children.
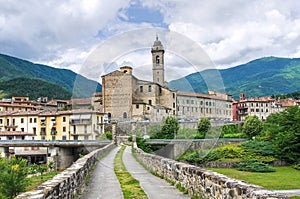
<box><xmin>1</xmin><ymin>0</ymin><xmax>300</xmax><ymax>83</ymax></box>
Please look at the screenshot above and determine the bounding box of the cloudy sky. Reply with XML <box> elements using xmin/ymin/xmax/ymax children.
<box><xmin>1</xmin><ymin>0</ymin><xmax>300</xmax><ymax>82</ymax></box>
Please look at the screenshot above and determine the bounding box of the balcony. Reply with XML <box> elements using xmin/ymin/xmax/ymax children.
<box><xmin>70</xmin><ymin>131</ymin><xmax>92</xmax><ymax>136</ymax></box>
<box><xmin>69</xmin><ymin>120</ymin><xmax>92</xmax><ymax>125</ymax></box>
<box><xmin>238</xmin><ymin>111</ymin><xmax>248</xmax><ymax>115</ymax></box>
<box><xmin>237</xmin><ymin>106</ymin><xmax>248</xmax><ymax>110</ymax></box>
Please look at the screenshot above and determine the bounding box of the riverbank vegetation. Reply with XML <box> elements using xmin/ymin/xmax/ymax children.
<box><xmin>177</xmin><ymin>106</ymin><xmax>300</xmax><ymax>171</ymax></box>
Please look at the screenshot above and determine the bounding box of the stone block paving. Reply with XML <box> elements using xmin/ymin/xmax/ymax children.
<box><xmin>122</xmin><ymin>146</ymin><xmax>190</xmax><ymax>199</ymax></box>
<box><xmin>80</xmin><ymin>146</ymin><xmax>123</xmax><ymax>199</ymax></box>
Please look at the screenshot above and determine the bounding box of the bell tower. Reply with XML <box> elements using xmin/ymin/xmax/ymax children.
<box><xmin>151</xmin><ymin>35</ymin><xmax>165</xmax><ymax>86</ymax></box>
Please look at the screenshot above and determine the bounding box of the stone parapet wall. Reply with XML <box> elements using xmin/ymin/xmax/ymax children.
<box><xmin>16</xmin><ymin>143</ymin><xmax>115</xmax><ymax>199</ymax></box>
<box><xmin>133</xmin><ymin>143</ymin><xmax>289</xmax><ymax>199</ymax></box>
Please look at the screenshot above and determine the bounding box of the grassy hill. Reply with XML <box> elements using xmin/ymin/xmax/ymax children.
<box><xmin>168</xmin><ymin>57</ymin><xmax>300</xmax><ymax>98</ymax></box>
<box><xmin>0</xmin><ymin>54</ymin><xmax>101</xmax><ymax>98</ymax></box>
<box><xmin>0</xmin><ymin>78</ymin><xmax>72</xmax><ymax>100</ymax></box>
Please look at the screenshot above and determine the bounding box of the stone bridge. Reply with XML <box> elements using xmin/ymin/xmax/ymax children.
<box><xmin>15</xmin><ymin>141</ymin><xmax>293</xmax><ymax>199</ymax></box>
<box><xmin>146</xmin><ymin>138</ymin><xmax>247</xmax><ymax>159</ymax></box>
<box><xmin>0</xmin><ymin>140</ymin><xmax>110</xmax><ymax>169</ymax></box>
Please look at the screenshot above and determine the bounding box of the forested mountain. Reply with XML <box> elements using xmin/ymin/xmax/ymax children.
<box><xmin>0</xmin><ymin>54</ymin><xmax>101</xmax><ymax>99</ymax></box>
<box><xmin>0</xmin><ymin>78</ymin><xmax>72</xmax><ymax>100</ymax></box>
<box><xmin>168</xmin><ymin>57</ymin><xmax>300</xmax><ymax>98</ymax></box>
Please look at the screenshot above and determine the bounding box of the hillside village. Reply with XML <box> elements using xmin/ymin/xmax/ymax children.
<box><xmin>1</xmin><ymin>36</ymin><xmax>300</xmax><ymax>143</ymax></box>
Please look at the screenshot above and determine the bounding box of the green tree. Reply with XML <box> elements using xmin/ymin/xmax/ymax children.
<box><xmin>0</xmin><ymin>156</ymin><xmax>28</xmax><ymax>199</ymax></box>
<box><xmin>37</xmin><ymin>164</ymin><xmax>47</xmax><ymax>180</ymax></box>
<box><xmin>264</xmin><ymin>106</ymin><xmax>300</xmax><ymax>163</ymax></box>
<box><xmin>242</xmin><ymin>115</ymin><xmax>263</xmax><ymax>139</ymax></box>
<box><xmin>158</xmin><ymin>116</ymin><xmax>179</xmax><ymax>139</ymax></box>
<box><xmin>197</xmin><ymin>118</ymin><xmax>211</xmax><ymax>138</ymax></box>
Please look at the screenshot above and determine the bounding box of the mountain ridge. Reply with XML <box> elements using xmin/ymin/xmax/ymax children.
<box><xmin>0</xmin><ymin>54</ymin><xmax>101</xmax><ymax>99</ymax></box>
<box><xmin>168</xmin><ymin>56</ymin><xmax>300</xmax><ymax>98</ymax></box>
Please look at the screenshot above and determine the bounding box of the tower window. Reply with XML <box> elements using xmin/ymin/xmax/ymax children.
<box><xmin>148</xmin><ymin>85</ymin><xmax>152</xmax><ymax>92</ymax></box>
<box><xmin>156</xmin><ymin>55</ymin><xmax>160</xmax><ymax>64</ymax></box>
<box><xmin>139</xmin><ymin>86</ymin><xmax>143</xmax><ymax>92</ymax></box>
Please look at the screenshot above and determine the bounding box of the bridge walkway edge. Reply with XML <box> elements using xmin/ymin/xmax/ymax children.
<box><xmin>79</xmin><ymin>146</ymin><xmax>124</xmax><ymax>199</ymax></box>
<box><xmin>122</xmin><ymin>146</ymin><xmax>190</xmax><ymax>199</ymax></box>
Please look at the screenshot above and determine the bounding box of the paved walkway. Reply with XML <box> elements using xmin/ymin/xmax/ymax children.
<box><xmin>122</xmin><ymin>146</ymin><xmax>190</xmax><ymax>199</ymax></box>
<box><xmin>274</xmin><ymin>189</ymin><xmax>300</xmax><ymax>197</ymax></box>
<box><xmin>80</xmin><ymin>146</ymin><xmax>123</xmax><ymax>199</ymax></box>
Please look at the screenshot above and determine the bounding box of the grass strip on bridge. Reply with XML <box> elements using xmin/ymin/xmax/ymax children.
<box><xmin>114</xmin><ymin>145</ymin><xmax>148</xmax><ymax>199</ymax></box>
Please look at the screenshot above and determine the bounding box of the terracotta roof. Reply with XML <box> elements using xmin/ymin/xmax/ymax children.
<box><xmin>71</xmin><ymin>98</ymin><xmax>91</xmax><ymax>105</ymax></box>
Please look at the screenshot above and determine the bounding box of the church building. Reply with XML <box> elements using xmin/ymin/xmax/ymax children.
<box><xmin>101</xmin><ymin>36</ymin><xmax>232</xmax><ymax>122</ymax></box>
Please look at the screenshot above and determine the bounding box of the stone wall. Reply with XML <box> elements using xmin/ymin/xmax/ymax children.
<box><xmin>16</xmin><ymin>143</ymin><xmax>115</xmax><ymax>199</ymax></box>
<box><xmin>133</xmin><ymin>143</ymin><xmax>289</xmax><ymax>199</ymax></box>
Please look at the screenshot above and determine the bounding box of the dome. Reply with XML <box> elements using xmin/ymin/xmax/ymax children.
<box><xmin>153</xmin><ymin>35</ymin><xmax>163</xmax><ymax>47</ymax></box>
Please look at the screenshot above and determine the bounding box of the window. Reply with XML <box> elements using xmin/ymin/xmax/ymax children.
<box><xmin>33</xmin><ymin>127</ymin><xmax>36</xmax><ymax>135</ymax></box>
<box><xmin>123</xmin><ymin>112</ymin><xmax>127</xmax><ymax>119</ymax></box>
<box><xmin>63</xmin><ymin>117</ymin><xmax>66</xmax><ymax>122</ymax></box>
<box><xmin>63</xmin><ymin>126</ymin><xmax>66</xmax><ymax>132</ymax></box>
<box><xmin>21</xmin><ymin>128</ymin><xmax>24</xmax><ymax>132</ymax></box>
<box><xmin>173</xmin><ymin>93</ymin><xmax>175</xmax><ymax>99</ymax></box>
<box><xmin>21</xmin><ymin>118</ymin><xmax>24</xmax><ymax>123</ymax></box>
<box><xmin>84</xmin><ymin>125</ymin><xmax>87</xmax><ymax>134</ymax></box>
<box><xmin>139</xmin><ymin>86</ymin><xmax>143</xmax><ymax>92</ymax></box>
<box><xmin>156</xmin><ymin>55</ymin><xmax>160</xmax><ymax>64</ymax></box>
<box><xmin>29</xmin><ymin>118</ymin><xmax>32</xmax><ymax>123</ymax></box>
<box><xmin>149</xmin><ymin>100</ymin><xmax>152</xmax><ymax>105</ymax></box>
<box><xmin>173</xmin><ymin>103</ymin><xmax>175</xmax><ymax>108</ymax></box>
<box><xmin>34</xmin><ymin>118</ymin><xmax>37</xmax><ymax>123</ymax></box>
<box><xmin>148</xmin><ymin>85</ymin><xmax>152</xmax><ymax>92</ymax></box>
<box><xmin>136</xmin><ymin>104</ymin><xmax>139</xmax><ymax>109</ymax></box>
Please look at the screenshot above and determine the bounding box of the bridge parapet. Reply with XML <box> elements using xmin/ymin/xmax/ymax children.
<box><xmin>16</xmin><ymin>143</ymin><xmax>115</xmax><ymax>199</ymax></box>
<box><xmin>133</xmin><ymin>143</ymin><xmax>288</xmax><ymax>199</ymax></box>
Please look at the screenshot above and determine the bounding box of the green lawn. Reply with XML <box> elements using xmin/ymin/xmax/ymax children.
<box><xmin>26</xmin><ymin>172</ymin><xmax>59</xmax><ymax>191</ymax></box>
<box><xmin>209</xmin><ymin>167</ymin><xmax>300</xmax><ymax>190</ymax></box>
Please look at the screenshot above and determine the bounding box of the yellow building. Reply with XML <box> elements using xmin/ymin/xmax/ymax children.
<box><xmin>0</xmin><ymin>109</ymin><xmax>106</xmax><ymax>141</ymax></box>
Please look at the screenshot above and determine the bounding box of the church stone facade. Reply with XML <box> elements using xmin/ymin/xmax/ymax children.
<box><xmin>101</xmin><ymin>37</ymin><xmax>232</xmax><ymax>122</ymax></box>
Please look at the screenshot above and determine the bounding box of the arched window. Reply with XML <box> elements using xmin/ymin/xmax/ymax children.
<box><xmin>156</xmin><ymin>55</ymin><xmax>160</xmax><ymax>64</ymax></box>
<box><xmin>123</xmin><ymin>112</ymin><xmax>127</xmax><ymax>119</ymax></box>
<box><xmin>108</xmin><ymin>113</ymin><xmax>111</xmax><ymax>120</ymax></box>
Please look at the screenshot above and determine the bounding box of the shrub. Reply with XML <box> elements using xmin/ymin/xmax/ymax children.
<box><xmin>293</xmin><ymin>163</ymin><xmax>300</xmax><ymax>170</ymax></box>
<box><xmin>234</xmin><ymin>160</ymin><xmax>275</xmax><ymax>172</ymax></box>
<box><xmin>104</xmin><ymin>131</ymin><xmax>112</xmax><ymax>140</ymax></box>
<box><xmin>240</xmin><ymin>140</ymin><xmax>274</xmax><ymax>156</ymax></box>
